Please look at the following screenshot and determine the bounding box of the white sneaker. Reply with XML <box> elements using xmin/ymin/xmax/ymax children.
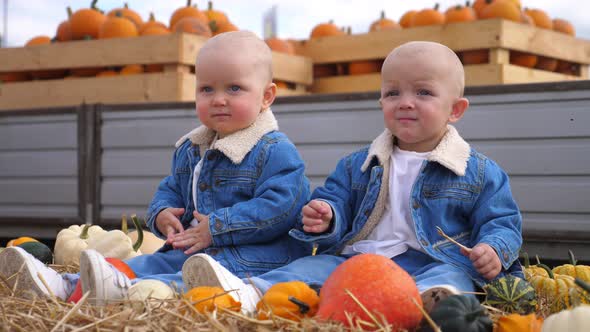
<box><xmin>182</xmin><ymin>253</ymin><xmax>260</xmax><ymax>313</ymax></box>
<box><xmin>79</xmin><ymin>249</ymin><xmax>131</xmax><ymax>305</ymax></box>
<box><xmin>0</xmin><ymin>246</ymin><xmax>69</xmax><ymax>300</ymax></box>
<box><xmin>420</xmin><ymin>285</ymin><xmax>460</xmax><ymax>312</ymax></box>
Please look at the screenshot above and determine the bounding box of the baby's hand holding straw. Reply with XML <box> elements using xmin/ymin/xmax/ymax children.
<box><xmin>436</xmin><ymin>226</ymin><xmax>472</xmax><ymax>254</ymax></box>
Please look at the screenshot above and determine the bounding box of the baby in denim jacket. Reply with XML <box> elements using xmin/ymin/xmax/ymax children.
<box><xmin>181</xmin><ymin>41</ymin><xmax>523</xmax><ymax>313</ymax></box>
<box><xmin>0</xmin><ymin>31</ymin><xmax>309</xmax><ymax>311</ymax></box>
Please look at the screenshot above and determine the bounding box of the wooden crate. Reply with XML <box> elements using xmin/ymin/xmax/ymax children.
<box><xmin>302</xmin><ymin>19</ymin><xmax>590</xmax><ymax>94</ymax></box>
<box><xmin>0</xmin><ymin>33</ymin><xmax>313</xmax><ymax>111</ymax></box>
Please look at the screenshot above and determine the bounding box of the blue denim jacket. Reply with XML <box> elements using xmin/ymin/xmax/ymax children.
<box><xmin>146</xmin><ymin>110</ymin><xmax>310</xmax><ymax>278</ymax></box>
<box><xmin>290</xmin><ymin>126</ymin><xmax>523</xmax><ymax>286</ymax></box>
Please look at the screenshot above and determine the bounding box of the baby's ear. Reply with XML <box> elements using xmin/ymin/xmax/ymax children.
<box><xmin>449</xmin><ymin>97</ymin><xmax>469</xmax><ymax>123</ymax></box>
<box><xmin>261</xmin><ymin>82</ymin><xmax>277</xmax><ymax>110</ymax></box>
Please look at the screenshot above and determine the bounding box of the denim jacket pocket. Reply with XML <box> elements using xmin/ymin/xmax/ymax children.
<box><xmin>422</xmin><ymin>183</ymin><xmax>479</xmax><ymax>202</ymax></box>
<box><xmin>213</xmin><ymin>171</ymin><xmax>257</xmax><ymax>189</ymax></box>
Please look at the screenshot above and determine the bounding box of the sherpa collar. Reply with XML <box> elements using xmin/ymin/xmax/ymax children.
<box><xmin>175</xmin><ymin>109</ymin><xmax>279</xmax><ymax>164</ymax></box>
<box><xmin>360</xmin><ymin>125</ymin><xmax>471</xmax><ymax>176</ymax></box>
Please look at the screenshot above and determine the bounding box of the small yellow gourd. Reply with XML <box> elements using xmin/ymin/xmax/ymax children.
<box><xmin>552</xmin><ymin>250</ymin><xmax>590</xmax><ymax>283</ymax></box>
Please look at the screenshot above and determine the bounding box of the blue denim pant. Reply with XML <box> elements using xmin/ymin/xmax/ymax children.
<box><xmin>249</xmin><ymin>249</ymin><xmax>476</xmax><ymax>294</ymax></box>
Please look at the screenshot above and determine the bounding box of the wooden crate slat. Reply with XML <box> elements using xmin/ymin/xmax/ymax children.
<box><xmin>272</xmin><ymin>52</ymin><xmax>313</xmax><ymax>85</ymax></box>
<box><xmin>0</xmin><ymin>72</ymin><xmax>195</xmax><ymax>111</ymax></box>
<box><xmin>312</xmin><ymin>73</ymin><xmax>381</xmax><ymax>94</ymax></box>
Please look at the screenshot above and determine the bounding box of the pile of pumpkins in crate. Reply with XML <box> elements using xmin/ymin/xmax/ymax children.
<box><xmin>2</xmin><ymin>215</ymin><xmax>590</xmax><ymax>331</ymax></box>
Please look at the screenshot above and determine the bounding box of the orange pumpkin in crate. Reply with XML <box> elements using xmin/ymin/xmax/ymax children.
<box><xmin>25</xmin><ymin>36</ymin><xmax>67</xmax><ymax>80</ymax></box>
<box><xmin>265</xmin><ymin>37</ymin><xmax>295</xmax><ymax>55</ymax></box>
<box><xmin>524</xmin><ymin>8</ymin><xmax>553</xmax><ymax>30</ymax></box>
<box><xmin>55</xmin><ymin>7</ymin><xmax>73</xmax><ymax>42</ymax></box>
<box><xmin>69</xmin><ymin>0</ymin><xmax>106</xmax><ymax>40</ymax></box>
<box><xmin>96</xmin><ymin>70</ymin><xmax>119</xmax><ymax>77</ymax></box>
<box><xmin>445</xmin><ymin>2</ymin><xmax>477</xmax><ymax>23</ymax></box>
<box><xmin>0</xmin><ymin>72</ymin><xmax>30</xmax><ymax>83</ymax></box>
<box><xmin>99</xmin><ymin>12</ymin><xmax>139</xmax><ymax>39</ymax></box>
<box><xmin>369</xmin><ymin>11</ymin><xmax>400</xmax><ymax>32</ymax></box>
<box><xmin>107</xmin><ymin>3</ymin><xmax>143</xmax><ymax>29</ymax></box>
<box><xmin>310</xmin><ymin>20</ymin><xmax>344</xmax><ymax>39</ymax></box>
<box><xmin>204</xmin><ymin>1</ymin><xmax>229</xmax><ymax>26</ymax></box>
<box><xmin>210</xmin><ymin>21</ymin><xmax>239</xmax><ymax>36</ymax></box>
<box><xmin>169</xmin><ymin>0</ymin><xmax>209</xmax><ymax>29</ymax></box>
<box><xmin>173</xmin><ymin>17</ymin><xmax>213</xmax><ymax>37</ymax></box>
<box><xmin>411</xmin><ymin>4</ymin><xmax>445</xmax><ymax>27</ymax></box>
<box><xmin>473</xmin><ymin>0</ymin><xmax>521</xmax><ymax>17</ymax></box>
<box><xmin>316</xmin><ymin>254</ymin><xmax>423</xmax><ymax>330</ymax></box>
<box><xmin>478</xmin><ymin>0</ymin><xmax>521</xmax><ymax>22</ymax></box>
<box><xmin>399</xmin><ymin>10</ymin><xmax>417</xmax><ymax>28</ymax></box>
<box><xmin>553</xmin><ymin>18</ymin><xmax>575</xmax><ymax>36</ymax></box>
<box><xmin>510</xmin><ymin>12</ymin><xmax>537</xmax><ymax>68</ymax></box>
<box><xmin>348</xmin><ymin>60</ymin><xmax>382</xmax><ymax>76</ymax></box>
<box><xmin>120</xmin><ymin>64</ymin><xmax>144</xmax><ymax>75</ymax></box>
<box><xmin>140</xmin><ymin>13</ymin><xmax>168</xmax><ymax>34</ymax></box>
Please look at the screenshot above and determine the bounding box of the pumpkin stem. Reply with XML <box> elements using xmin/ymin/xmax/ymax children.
<box><xmin>208</xmin><ymin>1</ymin><xmax>213</xmax><ymax>10</ymax></box>
<box><xmin>434</xmin><ymin>3</ymin><xmax>440</xmax><ymax>11</ymax></box>
<box><xmin>288</xmin><ymin>296</ymin><xmax>310</xmax><ymax>314</ymax></box>
<box><xmin>91</xmin><ymin>0</ymin><xmax>98</xmax><ymax>10</ymax></box>
<box><xmin>535</xmin><ymin>255</ymin><xmax>541</xmax><ymax>265</ymax></box>
<box><xmin>537</xmin><ymin>263</ymin><xmax>555</xmax><ymax>279</ymax></box>
<box><xmin>124</xmin><ymin>3</ymin><xmax>129</xmax><ymax>9</ymax></box>
<box><xmin>575</xmin><ymin>278</ymin><xmax>590</xmax><ymax>293</ymax></box>
<box><xmin>380</xmin><ymin>10</ymin><xmax>386</xmax><ymax>19</ymax></box>
<box><xmin>130</xmin><ymin>214</ymin><xmax>144</xmax><ymax>252</ymax></box>
<box><xmin>209</xmin><ymin>20</ymin><xmax>219</xmax><ymax>33</ymax></box>
<box><xmin>121</xmin><ymin>214</ymin><xmax>128</xmax><ymax>234</ymax></box>
<box><xmin>186</xmin><ymin>0</ymin><xmax>192</xmax><ymax>7</ymax></box>
<box><xmin>80</xmin><ymin>224</ymin><xmax>91</xmax><ymax>240</ymax></box>
<box><xmin>466</xmin><ymin>1</ymin><xmax>471</xmax><ymax>7</ymax></box>
<box><xmin>149</xmin><ymin>12</ymin><xmax>156</xmax><ymax>22</ymax></box>
<box><xmin>66</xmin><ymin>6</ymin><xmax>73</xmax><ymax>18</ymax></box>
<box><xmin>568</xmin><ymin>249</ymin><xmax>578</xmax><ymax>266</ymax></box>
<box><xmin>522</xmin><ymin>252</ymin><xmax>531</xmax><ymax>268</ymax></box>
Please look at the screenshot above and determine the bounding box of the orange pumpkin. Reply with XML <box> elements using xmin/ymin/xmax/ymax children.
<box><xmin>510</xmin><ymin>51</ymin><xmax>537</xmax><ymax>68</ymax></box>
<box><xmin>71</xmin><ymin>67</ymin><xmax>104</xmax><ymax>77</ymax></box>
<box><xmin>496</xmin><ymin>313</ymin><xmax>543</xmax><ymax>332</ymax></box>
<box><xmin>313</xmin><ymin>64</ymin><xmax>339</xmax><ymax>78</ymax></box>
<box><xmin>204</xmin><ymin>1</ymin><xmax>229</xmax><ymax>26</ymax></box>
<box><xmin>316</xmin><ymin>254</ymin><xmax>423</xmax><ymax>330</ymax></box>
<box><xmin>210</xmin><ymin>21</ymin><xmax>239</xmax><ymax>36</ymax></box>
<box><xmin>96</xmin><ymin>70</ymin><xmax>119</xmax><ymax>77</ymax></box>
<box><xmin>265</xmin><ymin>38</ymin><xmax>295</xmax><ymax>55</ymax></box>
<box><xmin>69</xmin><ymin>0</ymin><xmax>106</xmax><ymax>40</ymax></box>
<box><xmin>524</xmin><ymin>8</ymin><xmax>553</xmax><ymax>30</ymax></box>
<box><xmin>55</xmin><ymin>7</ymin><xmax>73</xmax><ymax>42</ymax></box>
<box><xmin>479</xmin><ymin>0</ymin><xmax>521</xmax><ymax>22</ymax></box>
<box><xmin>445</xmin><ymin>2</ymin><xmax>477</xmax><ymax>23</ymax></box>
<box><xmin>169</xmin><ymin>0</ymin><xmax>209</xmax><ymax>29</ymax></box>
<box><xmin>411</xmin><ymin>4</ymin><xmax>445</xmax><ymax>27</ymax></box>
<box><xmin>99</xmin><ymin>12</ymin><xmax>139</xmax><ymax>39</ymax></box>
<box><xmin>107</xmin><ymin>3</ymin><xmax>143</xmax><ymax>29</ymax></box>
<box><xmin>257</xmin><ymin>281</ymin><xmax>319</xmax><ymax>321</ymax></box>
<box><xmin>369</xmin><ymin>11</ymin><xmax>400</xmax><ymax>32</ymax></box>
<box><xmin>120</xmin><ymin>64</ymin><xmax>144</xmax><ymax>75</ymax></box>
<box><xmin>105</xmin><ymin>257</ymin><xmax>136</xmax><ymax>279</ymax></box>
<box><xmin>473</xmin><ymin>0</ymin><xmax>521</xmax><ymax>17</ymax></box>
<box><xmin>348</xmin><ymin>60</ymin><xmax>382</xmax><ymax>76</ymax></box>
<box><xmin>140</xmin><ymin>13</ymin><xmax>168</xmax><ymax>34</ymax></box>
<box><xmin>141</xmin><ymin>25</ymin><xmax>170</xmax><ymax>36</ymax></box>
<box><xmin>535</xmin><ymin>56</ymin><xmax>558</xmax><ymax>72</ymax></box>
<box><xmin>553</xmin><ymin>18</ymin><xmax>575</xmax><ymax>36</ymax></box>
<box><xmin>556</xmin><ymin>61</ymin><xmax>580</xmax><ymax>76</ymax></box>
<box><xmin>310</xmin><ymin>21</ymin><xmax>344</xmax><ymax>39</ymax></box>
<box><xmin>399</xmin><ymin>10</ymin><xmax>417</xmax><ymax>28</ymax></box>
<box><xmin>274</xmin><ymin>81</ymin><xmax>289</xmax><ymax>89</ymax></box>
<box><xmin>184</xmin><ymin>286</ymin><xmax>241</xmax><ymax>313</ymax></box>
<box><xmin>0</xmin><ymin>72</ymin><xmax>30</xmax><ymax>83</ymax></box>
<box><xmin>173</xmin><ymin>17</ymin><xmax>213</xmax><ymax>37</ymax></box>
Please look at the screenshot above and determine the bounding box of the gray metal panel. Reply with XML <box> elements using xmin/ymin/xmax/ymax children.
<box><xmin>0</xmin><ymin>113</ymin><xmax>78</xmax><ymax>220</ymax></box>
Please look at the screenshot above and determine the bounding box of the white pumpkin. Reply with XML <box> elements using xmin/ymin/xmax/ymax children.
<box><xmin>542</xmin><ymin>305</ymin><xmax>590</xmax><ymax>332</ymax></box>
<box><xmin>128</xmin><ymin>279</ymin><xmax>175</xmax><ymax>302</ymax></box>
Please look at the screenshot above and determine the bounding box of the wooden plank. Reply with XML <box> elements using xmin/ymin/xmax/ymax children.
<box><xmin>311</xmin><ymin>73</ymin><xmax>381</xmax><ymax>94</ymax></box>
<box><xmin>0</xmin><ymin>72</ymin><xmax>195</xmax><ymax>111</ymax></box>
<box><xmin>272</xmin><ymin>52</ymin><xmax>313</xmax><ymax>85</ymax></box>
<box><xmin>0</xmin><ymin>34</ymin><xmax>205</xmax><ymax>72</ymax></box>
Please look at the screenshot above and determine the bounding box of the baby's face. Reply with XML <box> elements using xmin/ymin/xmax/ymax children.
<box><xmin>379</xmin><ymin>52</ymin><xmax>464</xmax><ymax>152</ymax></box>
<box><xmin>195</xmin><ymin>51</ymin><xmax>270</xmax><ymax>138</ymax></box>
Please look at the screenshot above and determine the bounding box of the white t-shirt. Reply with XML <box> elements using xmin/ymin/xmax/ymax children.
<box><xmin>342</xmin><ymin>146</ymin><xmax>429</xmax><ymax>258</ymax></box>
<box><xmin>190</xmin><ymin>136</ymin><xmax>217</xmax><ymax>228</ymax></box>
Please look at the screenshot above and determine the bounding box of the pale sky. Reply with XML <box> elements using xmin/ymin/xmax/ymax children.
<box><xmin>2</xmin><ymin>0</ymin><xmax>589</xmax><ymax>47</ymax></box>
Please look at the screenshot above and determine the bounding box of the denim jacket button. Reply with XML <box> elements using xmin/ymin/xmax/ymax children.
<box><xmin>207</xmin><ymin>152</ymin><xmax>216</xmax><ymax>160</ymax></box>
<box><xmin>503</xmin><ymin>251</ymin><xmax>509</xmax><ymax>261</ymax></box>
<box><xmin>420</xmin><ymin>239</ymin><xmax>428</xmax><ymax>246</ymax></box>
<box><xmin>214</xmin><ymin>219</ymin><xmax>223</xmax><ymax>231</ymax></box>
<box><xmin>199</xmin><ymin>183</ymin><xmax>208</xmax><ymax>191</ymax></box>
<box><xmin>364</xmin><ymin>209</ymin><xmax>370</xmax><ymax>216</ymax></box>
<box><xmin>209</xmin><ymin>248</ymin><xmax>219</xmax><ymax>255</ymax></box>
<box><xmin>412</xmin><ymin>200</ymin><xmax>420</xmax><ymax>209</ymax></box>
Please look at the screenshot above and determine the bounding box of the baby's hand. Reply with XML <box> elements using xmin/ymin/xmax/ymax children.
<box><xmin>170</xmin><ymin>211</ymin><xmax>212</xmax><ymax>255</ymax></box>
<box><xmin>461</xmin><ymin>243</ymin><xmax>501</xmax><ymax>280</ymax></box>
<box><xmin>302</xmin><ymin>200</ymin><xmax>333</xmax><ymax>233</ymax></box>
<box><xmin>155</xmin><ymin>207</ymin><xmax>185</xmax><ymax>244</ymax></box>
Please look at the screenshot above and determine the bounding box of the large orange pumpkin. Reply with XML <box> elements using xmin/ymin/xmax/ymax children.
<box><xmin>478</xmin><ymin>0</ymin><xmax>521</xmax><ymax>22</ymax></box>
<box><xmin>98</xmin><ymin>12</ymin><xmax>139</xmax><ymax>39</ymax></box>
<box><xmin>173</xmin><ymin>17</ymin><xmax>213</xmax><ymax>37</ymax></box>
<box><xmin>69</xmin><ymin>0</ymin><xmax>106</xmax><ymax>40</ymax></box>
<box><xmin>399</xmin><ymin>10</ymin><xmax>417</xmax><ymax>28</ymax></box>
<box><xmin>473</xmin><ymin>0</ymin><xmax>521</xmax><ymax>17</ymax></box>
<box><xmin>524</xmin><ymin>8</ymin><xmax>553</xmax><ymax>30</ymax></box>
<box><xmin>552</xmin><ymin>18</ymin><xmax>575</xmax><ymax>36</ymax></box>
<box><xmin>445</xmin><ymin>3</ymin><xmax>477</xmax><ymax>23</ymax></box>
<box><xmin>210</xmin><ymin>21</ymin><xmax>239</xmax><ymax>36</ymax></box>
<box><xmin>106</xmin><ymin>3</ymin><xmax>143</xmax><ymax>29</ymax></box>
<box><xmin>55</xmin><ymin>7</ymin><xmax>73</xmax><ymax>42</ymax></box>
<box><xmin>348</xmin><ymin>60</ymin><xmax>382</xmax><ymax>76</ymax></box>
<box><xmin>316</xmin><ymin>254</ymin><xmax>423</xmax><ymax>330</ymax></box>
<box><xmin>140</xmin><ymin>13</ymin><xmax>168</xmax><ymax>34</ymax></box>
<box><xmin>411</xmin><ymin>4</ymin><xmax>445</xmax><ymax>27</ymax></box>
<box><xmin>265</xmin><ymin>38</ymin><xmax>295</xmax><ymax>55</ymax></box>
<box><xmin>310</xmin><ymin>21</ymin><xmax>344</xmax><ymax>39</ymax></box>
<box><xmin>169</xmin><ymin>0</ymin><xmax>208</xmax><ymax>29</ymax></box>
<box><xmin>204</xmin><ymin>1</ymin><xmax>228</xmax><ymax>26</ymax></box>
<box><xmin>369</xmin><ymin>11</ymin><xmax>400</xmax><ymax>32</ymax></box>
